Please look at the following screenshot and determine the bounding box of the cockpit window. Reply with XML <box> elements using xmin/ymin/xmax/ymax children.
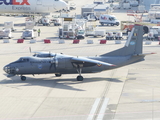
<box><xmin>18</xmin><ymin>58</ymin><xmax>29</xmax><ymax>62</ymax></box>
<box><xmin>55</xmin><ymin>0</ymin><xmax>59</xmax><ymax>1</ymax></box>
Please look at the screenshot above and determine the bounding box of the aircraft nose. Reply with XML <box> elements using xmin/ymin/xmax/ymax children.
<box><xmin>3</xmin><ymin>65</ymin><xmax>9</xmax><ymax>73</ymax></box>
<box><xmin>3</xmin><ymin>64</ymin><xmax>15</xmax><ymax>74</ymax></box>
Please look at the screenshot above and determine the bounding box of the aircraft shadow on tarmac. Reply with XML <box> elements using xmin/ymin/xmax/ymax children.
<box><xmin>0</xmin><ymin>76</ymin><xmax>122</xmax><ymax>91</ymax></box>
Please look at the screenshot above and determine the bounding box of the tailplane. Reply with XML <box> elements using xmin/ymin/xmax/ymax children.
<box><xmin>101</xmin><ymin>25</ymin><xmax>143</xmax><ymax>56</ymax></box>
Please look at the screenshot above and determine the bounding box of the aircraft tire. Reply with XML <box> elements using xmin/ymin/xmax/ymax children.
<box><xmin>116</xmin><ymin>22</ymin><xmax>119</xmax><ymax>26</ymax></box>
<box><xmin>101</xmin><ymin>23</ymin><xmax>104</xmax><ymax>26</ymax></box>
<box><xmin>21</xmin><ymin>76</ymin><xmax>26</xmax><ymax>81</ymax></box>
<box><xmin>77</xmin><ymin>76</ymin><xmax>83</xmax><ymax>81</ymax></box>
<box><xmin>55</xmin><ymin>73</ymin><xmax>61</xmax><ymax>77</ymax></box>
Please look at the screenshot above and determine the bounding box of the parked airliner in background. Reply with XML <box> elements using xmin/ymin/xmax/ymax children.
<box><xmin>0</xmin><ymin>0</ymin><xmax>68</xmax><ymax>15</ymax></box>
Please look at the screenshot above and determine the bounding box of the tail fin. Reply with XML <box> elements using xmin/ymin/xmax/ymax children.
<box><xmin>101</xmin><ymin>25</ymin><xmax>143</xmax><ymax>56</ymax></box>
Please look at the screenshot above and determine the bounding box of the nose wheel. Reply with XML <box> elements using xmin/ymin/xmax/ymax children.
<box><xmin>21</xmin><ymin>76</ymin><xmax>26</xmax><ymax>81</ymax></box>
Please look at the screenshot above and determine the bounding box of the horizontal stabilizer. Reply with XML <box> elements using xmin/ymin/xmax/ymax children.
<box><xmin>133</xmin><ymin>52</ymin><xmax>156</xmax><ymax>56</ymax></box>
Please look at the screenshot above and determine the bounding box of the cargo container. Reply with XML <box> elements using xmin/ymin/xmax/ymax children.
<box><xmin>81</xmin><ymin>4</ymin><xmax>97</xmax><ymax>17</ymax></box>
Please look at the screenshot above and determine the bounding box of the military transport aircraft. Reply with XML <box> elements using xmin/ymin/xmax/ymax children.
<box><xmin>3</xmin><ymin>25</ymin><xmax>154</xmax><ymax>81</ymax></box>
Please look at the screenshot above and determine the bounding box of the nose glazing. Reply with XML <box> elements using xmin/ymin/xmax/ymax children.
<box><xmin>3</xmin><ymin>65</ymin><xmax>15</xmax><ymax>74</ymax></box>
<box><xmin>3</xmin><ymin>65</ymin><xmax>9</xmax><ymax>73</ymax></box>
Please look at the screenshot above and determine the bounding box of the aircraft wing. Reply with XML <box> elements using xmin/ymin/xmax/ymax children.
<box><xmin>71</xmin><ymin>57</ymin><xmax>116</xmax><ymax>67</ymax></box>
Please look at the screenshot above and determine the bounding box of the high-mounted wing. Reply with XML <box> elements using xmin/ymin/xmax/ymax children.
<box><xmin>71</xmin><ymin>57</ymin><xmax>116</xmax><ymax>67</ymax></box>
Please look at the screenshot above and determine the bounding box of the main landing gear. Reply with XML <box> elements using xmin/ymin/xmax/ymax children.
<box><xmin>77</xmin><ymin>75</ymin><xmax>83</xmax><ymax>81</ymax></box>
<box><xmin>21</xmin><ymin>75</ymin><xmax>26</xmax><ymax>81</ymax></box>
<box><xmin>55</xmin><ymin>73</ymin><xmax>62</xmax><ymax>77</ymax></box>
<box><xmin>76</xmin><ymin>66</ymin><xmax>83</xmax><ymax>81</ymax></box>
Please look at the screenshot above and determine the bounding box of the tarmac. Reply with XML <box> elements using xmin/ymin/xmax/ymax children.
<box><xmin>0</xmin><ymin>0</ymin><xmax>160</xmax><ymax>120</ymax></box>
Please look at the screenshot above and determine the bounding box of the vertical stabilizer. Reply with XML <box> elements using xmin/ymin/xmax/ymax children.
<box><xmin>101</xmin><ymin>25</ymin><xmax>143</xmax><ymax>56</ymax></box>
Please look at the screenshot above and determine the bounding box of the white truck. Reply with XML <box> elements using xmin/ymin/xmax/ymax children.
<box><xmin>94</xmin><ymin>29</ymin><xmax>105</xmax><ymax>37</ymax></box>
<box><xmin>69</xmin><ymin>3</ymin><xmax>76</xmax><ymax>10</ymax></box>
<box><xmin>0</xmin><ymin>29</ymin><xmax>12</xmax><ymax>39</ymax></box>
<box><xmin>123</xmin><ymin>2</ymin><xmax>131</xmax><ymax>9</ymax></box>
<box><xmin>22</xmin><ymin>29</ymin><xmax>34</xmax><ymax>39</ymax></box>
<box><xmin>38</xmin><ymin>17</ymin><xmax>51</xmax><ymax>26</ymax></box>
<box><xmin>76</xmin><ymin>30</ymin><xmax>85</xmax><ymax>39</ymax></box>
<box><xmin>85</xmin><ymin>27</ymin><xmax>105</xmax><ymax>37</ymax></box>
<box><xmin>54</xmin><ymin>18</ymin><xmax>61</xmax><ymax>26</ymax></box>
<box><xmin>147</xmin><ymin>26</ymin><xmax>160</xmax><ymax>39</ymax></box>
<box><xmin>25</xmin><ymin>21</ymin><xmax>35</xmax><ymax>30</ymax></box>
<box><xmin>99</xmin><ymin>14</ymin><xmax>120</xmax><ymax>26</ymax></box>
<box><xmin>4</xmin><ymin>21</ymin><xmax>15</xmax><ymax>32</ymax></box>
<box><xmin>129</xmin><ymin>0</ymin><xmax>139</xmax><ymax>7</ymax></box>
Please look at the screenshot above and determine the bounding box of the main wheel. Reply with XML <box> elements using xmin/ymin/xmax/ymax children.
<box><xmin>21</xmin><ymin>76</ymin><xmax>26</xmax><ymax>81</ymax></box>
<box><xmin>55</xmin><ymin>73</ymin><xmax>62</xmax><ymax>77</ymax></box>
<box><xmin>116</xmin><ymin>22</ymin><xmax>119</xmax><ymax>26</ymax></box>
<box><xmin>77</xmin><ymin>76</ymin><xmax>83</xmax><ymax>81</ymax></box>
<box><xmin>101</xmin><ymin>23</ymin><xmax>104</xmax><ymax>26</ymax></box>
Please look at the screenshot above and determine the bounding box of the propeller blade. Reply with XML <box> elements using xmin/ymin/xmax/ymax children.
<box><xmin>29</xmin><ymin>47</ymin><xmax>31</xmax><ymax>53</ymax></box>
<box><xmin>49</xmin><ymin>63</ymin><xmax>53</xmax><ymax>70</ymax></box>
<box><xmin>54</xmin><ymin>63</ymin><xmax>57</xmax><ymax>71</ymax></box>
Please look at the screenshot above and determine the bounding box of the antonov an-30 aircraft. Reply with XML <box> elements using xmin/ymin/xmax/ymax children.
<box><xmin>3</xmin><ymin>25</ymin><xmax>155</xmax><ymax>81</ymax></box>
<box><xmin>0</xmin><ymin>0</ymin><xmax>68</xmax><ymax>14</ymax></box>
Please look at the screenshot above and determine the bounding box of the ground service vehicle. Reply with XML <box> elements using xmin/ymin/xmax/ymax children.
<box><xmin>99</xmin><ymin>14</ymin><xmax>120</xmax><ymax>26</ymax></box>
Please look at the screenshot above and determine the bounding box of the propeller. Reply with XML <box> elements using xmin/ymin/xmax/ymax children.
<box><xmin>29</xmin><ymin>47</ymin><xmax>31</xmax><ymax>53</ymax></box>
<box><xmin>49</xmin><ymin>54</ymin><xmax>58</xmax><ymax>70</ymax></box>
<box><xmin>49</xmin><ymin>51</ymin><xmax>51</xmax><ymax>57</ymax></box>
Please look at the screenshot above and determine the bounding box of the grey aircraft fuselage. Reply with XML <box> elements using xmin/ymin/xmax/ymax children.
<box><xmin>4</xmin><ymin>54</ymin><xmax>144</xmax><ymax>75</ymax></box>
<box><xmin>3</xmin><ymin>25</ymin><xmax>153</xmax><ymax>81</ymax></box>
